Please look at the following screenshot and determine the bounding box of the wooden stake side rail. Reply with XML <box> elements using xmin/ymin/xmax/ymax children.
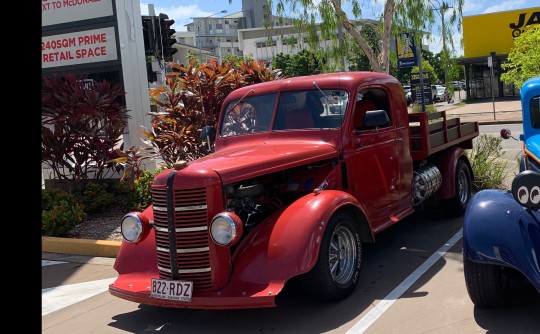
<box><xmin>408</xmin><ymin>110</ymin><xmax>480</xmax><ymax>161</ymax></box>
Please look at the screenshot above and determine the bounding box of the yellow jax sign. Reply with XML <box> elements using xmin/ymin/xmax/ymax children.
<box><xmin>396</xmin><ymin>32</ymin><xmax>417</xmax><ymax>68</ymax></box>
<box><xmin>463</xmin><ymin>7</ymin><xmax>540</xmax><ymax>58</ymax></box>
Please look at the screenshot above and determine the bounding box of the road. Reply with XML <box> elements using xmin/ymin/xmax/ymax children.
<box><xmin>42</xmin><ymin>201</ymin><xmax>540</xmax><ymax>333</ymax></box>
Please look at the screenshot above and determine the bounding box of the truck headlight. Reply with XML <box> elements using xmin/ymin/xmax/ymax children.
<box><xmin>210</xmin><ymin>213</ymin><xmax>243</xmax><ymax>246</ymax></box>
<box><xmin>121</xmin><ymin>212</ymin><xmax>150</xmax><ymax>244</ymax></box>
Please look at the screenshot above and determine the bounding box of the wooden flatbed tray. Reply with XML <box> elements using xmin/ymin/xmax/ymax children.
<box><xmin>408</xmin><ymin>110</ymin><xmax>479</xmax><ymax>161</ymax></box>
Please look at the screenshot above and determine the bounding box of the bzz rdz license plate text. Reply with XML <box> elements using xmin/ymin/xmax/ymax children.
<box><xmin>150</xmin><ymin>279</ymin><xmax>193</xmax><ymax>301</ymax></box>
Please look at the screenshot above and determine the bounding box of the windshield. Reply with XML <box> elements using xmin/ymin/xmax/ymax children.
<box><xmin>531</xmin><ymin>96</ymin><xmax>540</xmax><ymax>129</ymax></box>
<box><xmin>220</xmin><ymin>89</ymin><xmax>348</xmax><ymax>137</ymax></box>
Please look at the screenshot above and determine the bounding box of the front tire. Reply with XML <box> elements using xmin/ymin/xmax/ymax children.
<box><xmin>300</xmin><ymin>212</ymin><xmax>362</xmax><ymax>302</ymax></box>
<box><xmin>463</xmin><ymin>256</ymin><xmax>509</xmax><ymax>307</ymax></box>
<box><xmin>441</xmin><ymin>159</ymin><xmax>472</xmax><ymax>216</ymax></box>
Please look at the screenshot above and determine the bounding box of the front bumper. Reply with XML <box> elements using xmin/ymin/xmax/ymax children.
<box><xmin>109</xmin><ymin>272</ymin><xmax>284</xmax><ymax>309</ymax></box>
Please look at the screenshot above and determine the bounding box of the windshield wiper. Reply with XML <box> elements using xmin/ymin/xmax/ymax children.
<box><xmin>312</xmin><ymin>81</ymin><xmax>332</xmax><ymax>104</ymax></box>
<box><xmin>227</xmin><ymin>89</ymin><xmax>254</xmax><ymax>113</ymax></box>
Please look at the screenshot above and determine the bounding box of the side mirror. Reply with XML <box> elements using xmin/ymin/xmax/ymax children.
<box><xmin>500</xmin><ymin>128</ymin><xmax>511</xmax><ymax>139</ymax></box>
<box><xmin>363</xmin><ymin>110</ymin><xmax>390</xmax><ymax>129</ymax></box>
<box><xmin>511</xmin><ymin>170</ymin><xmax>540</xmax><ymax>210</ymax></box>
<box><xmin>200</xmin><ymin>126</ymin><xmax>216</xmax><ymax>142</ymax></box>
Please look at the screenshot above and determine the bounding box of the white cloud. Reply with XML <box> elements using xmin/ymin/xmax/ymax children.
<box><xmin>463</xmin><ymin>0</ymin><xmax>485</xmax><ymax>14</ymax></box>
<box><xmin>140</xmin><ymin>3</ymin><xmax>225</xmax><ymax>31</ymax></box>
<box><xmin>483</xmin><ymin>0</ymin><xmax>526</xmax><ymax>14</ymax></box>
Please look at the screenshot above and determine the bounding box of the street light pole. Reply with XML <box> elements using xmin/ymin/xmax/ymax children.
<box><xmin>196</xmin><ymin>10</ymin><xmax>227</xmax><ymax>63</ymax></box>
<box><xmin>434</xmin><ymin>3</ymin><xmax>453</xmax><ymax>102</ymax></box>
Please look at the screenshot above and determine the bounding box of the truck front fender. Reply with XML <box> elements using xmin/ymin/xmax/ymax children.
<box><xmin>113</xmin><ymin>206</ymin><xmax>158</xmax><ymax>274</ymax></box>
<box><xmin>230</xmin><ymin>190</ymin><xmax>366</xmax><ymax>286</ymax></box>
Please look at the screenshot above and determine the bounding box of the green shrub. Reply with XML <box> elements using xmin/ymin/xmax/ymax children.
<box><xmin>132</xmin><ymin>168</ymin><xmax>164</xmax><ymax>210</ymax></box>
<box><xmin>42</xmin><ymin>189</ymin><xmax>86</xmax><ymax>237</ymax></box>
<box><xmin>410</xmin><ymin>104</ymin><xmax>437</xmax><ymax>113</ymax></box>
<box><xmin>467</xmin><ymin>134</ymin><xmax>509</xmax><ymax>190</ymax></box>
<box><xmin>77</xmin><ymin>182</ymin><xmax>115</xmax><ymax>214</ymax></box>
<box><xmin>42</xmin><ymin>187</ymin><xmax>76</xmax><ymax>211</ymax></box>
<box><xmin>111</xmin><ymin>180</ymin><xmax>137</xmax><ymax>210</ymax></box>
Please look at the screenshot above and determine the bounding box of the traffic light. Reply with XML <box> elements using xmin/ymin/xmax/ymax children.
<box><xmin>142</xmin><ymin>16</ymin><xmax>158</xmax><ymax>56</ymax></box>
<box><xmin>159</xmin><ymin>13</ymin><xmax>177</xmax><ymax>60</ymax></box>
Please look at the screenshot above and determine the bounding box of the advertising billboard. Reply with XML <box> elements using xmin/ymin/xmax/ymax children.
<box><xmin>463</xmin><ymin>7</ymin><xmax>540</xmax><ymax>58</ymax></box>
<box><xmin>396</xmin><ymin>32</ymin><xmax>418</xmax><ymax>68</ymax></box>
<box><xmin>42</xmin><ymin>0</ymin><xmax>114</xmax><ymax>27</ymax></box>
<box><xmin>42</xmin><ymin>27</ymin><xmax>118</xmax><ymax>68</ymax></box>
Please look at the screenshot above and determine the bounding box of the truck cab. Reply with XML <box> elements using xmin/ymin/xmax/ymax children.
<box><xmin>110</xmin><ymin>72</ymin><xmax>479</xmax><ymax>310</ymax></box>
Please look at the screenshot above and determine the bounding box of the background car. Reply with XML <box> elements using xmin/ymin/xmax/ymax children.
<box><xmin>403</xmin><ymin>85</ymin><xmax>412</xmax><ymax>105</ymax></box>
<box><xmin>431</xmin><ymin>85</ymin><xmax>446</xmax><ymax>102</ymax></box>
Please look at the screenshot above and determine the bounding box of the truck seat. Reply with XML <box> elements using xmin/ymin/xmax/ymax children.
<box><xmin>353</xmin><ymin>100</ymin><xmax>376</xmax><ymax>129</ymax></box>
<box><xmin>284</xmin><ymin>108</ymin><xmax>315</xmax><ymax>129</ymax></box>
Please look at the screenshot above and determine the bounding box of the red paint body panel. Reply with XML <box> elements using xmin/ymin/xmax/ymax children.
<box><xmin>110</xmin><ymin>71</ymin><xmax>479</xmax><ymax>309</ymax></box>
<box><xmin>192</xmin><ymin>139</ymin><xmax>338</xmax><ymax>183</ymax></box>
<box><xmin>110</xmin><ymin>191</ymin><xmax>362</xmax><ymax>309</ymax></box>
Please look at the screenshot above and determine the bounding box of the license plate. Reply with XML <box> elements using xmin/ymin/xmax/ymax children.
<box><xmin>150</xmin><ymin>278</ymin><xmax>193</xmax><ymax>302</ymax></box>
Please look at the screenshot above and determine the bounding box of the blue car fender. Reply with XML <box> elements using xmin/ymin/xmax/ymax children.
<box><xmin>463</xmin><ymin>189</ymin><xmax>540</xmax><ymax>289</ymax></box>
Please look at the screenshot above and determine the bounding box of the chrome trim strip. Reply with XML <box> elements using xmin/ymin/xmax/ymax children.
<box><xmin>156</xmin><ymin>246</ymin><xmax>209</xmax><ymax>253</ymax></box>
<box><xmin>177</xmin><ymin>247</ymin><xmax>210</xmax><ymax>253</ymax></box>
<box><xmin>158</xmin><ymin>266</ymin><xmax>211</xmax><ymax>274</ymax></box>
<box><xmin>175</xmin><ymin>205</ymin><xmax>207</xmax><ymax>211</ymax></box>
<box><xmin>153</xmin><ymin>205</ymin><xmax>207</xmax><ymax>212</ymax></box>
<box><xmin>154</xmin><ymin>226</ymin><xmax>208</xmax><ymax>233</ymax></box>
<box><xmin>178</xmin><ymin>267</ymin><xmax>211</xmax><ymax>274</ymax></box>
<box><xmin>158</xmin><ymin>265</ymin><xmax>172</xmax><ymax>273</ymax></box>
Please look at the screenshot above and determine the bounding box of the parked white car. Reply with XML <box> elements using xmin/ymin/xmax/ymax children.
<box><xmin>432</xmin><ymin>85</ymin><xmax>446</xmax><ymax>102</ymax></box>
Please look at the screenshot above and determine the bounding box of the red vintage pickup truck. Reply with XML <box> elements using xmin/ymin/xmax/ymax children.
<box><xmin>109</xmin><ymin>71</ymin><xmax>479</xmax><ymax>309</ymax></box>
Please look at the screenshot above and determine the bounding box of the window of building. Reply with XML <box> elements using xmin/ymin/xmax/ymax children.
<box><xmin>216</xmin><ymin>24</ymin><xmax>223</xmax><ymax>29</ymax></box>
<box><xmin>225</xmin><ymin>20</ymin><xmax>229</xmax><ymax>24</ymax></box>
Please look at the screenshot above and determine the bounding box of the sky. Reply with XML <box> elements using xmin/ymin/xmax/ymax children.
<box><xmin>140</xmin><ymin>0</ymin><xmax>539</xmax><ymax>56</ymax></box>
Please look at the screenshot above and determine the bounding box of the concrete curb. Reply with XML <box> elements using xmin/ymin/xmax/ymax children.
<box><xmin>42</xmin><ymin>237</ymin><xmax>121</xmax><ymax>258</ymax></box>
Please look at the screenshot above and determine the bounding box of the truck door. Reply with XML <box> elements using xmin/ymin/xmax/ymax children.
<box><xmin>344</xmin><ymin>88</ymin><xmax>401</xmax><ymax>230</ymax></box>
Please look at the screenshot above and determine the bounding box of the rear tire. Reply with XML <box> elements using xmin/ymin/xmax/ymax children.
<box><xmin>441</xmin><ymin>159</ymin><xmax>472</xmax><ymax>216</ymax></box>
<box><xmin>463</xmin><ymin>256</ymin><xmax>509</xmax><ymax>307</ymax></box>
<box><xmin>300</xmin><ymin>212</ymin><xmax>362</xmax><ymax>302</ymax></box>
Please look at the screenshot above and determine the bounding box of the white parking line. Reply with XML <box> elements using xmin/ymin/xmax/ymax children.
<box><xmin>42</xmin><ymin>278</ymin><xmax>116</xmax><ymax>316</ymax></box>
<box><xmin>346</xmin><ymin>228</ymin><xmax>463</xmax><ymax>334</ymax></box>
<box><xmin>42</xmin><ymin>260</ymin><xmax>67</xmax><ymax>266</ymax></box>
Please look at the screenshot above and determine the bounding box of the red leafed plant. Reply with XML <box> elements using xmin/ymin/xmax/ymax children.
<box><xmin>139</xmin><ymin>58</ymin><xmax>283</xmax><ymax>167</ymax></box>
<box><xmin>41</xmin><ymin>72</ymin><xmax>130</xmax><ymax>189</ymax></box>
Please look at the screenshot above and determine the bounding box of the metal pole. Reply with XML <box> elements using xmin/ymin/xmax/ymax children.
<box><xmin>198</xmin><ymin>23</ymin><xmax>202</xmax><ymax>63</ymax></box>
<box><xmin>491</xmin><ymin>65</ymin><xmax>495</xmax><ymax>120</ymax></box>
<box><xmin>416</xmin><ymin>36</ymin><xmax>426</xmax><ymax>113</ymax></box>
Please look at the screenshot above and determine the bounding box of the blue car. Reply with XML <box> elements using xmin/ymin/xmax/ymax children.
<box><xmin>463</xmin><ymin>77</ymin><xmax>540</xmax><ymax>307</ymax></box>
<box><xmin>501</xmin><ymin>76</ymin><xmax>540</xmax><ymax>173</ymax></box>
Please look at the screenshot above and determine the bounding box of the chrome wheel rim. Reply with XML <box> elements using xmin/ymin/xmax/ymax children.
<box><xmin>458</xmin><ymin>169</ymin><xmax>469</xmax><ymax>204</ymax></box>
<box><xmin>329</xmin><ymin>225</ymin><xmax>357</xmax><ymax>285</ymax></box>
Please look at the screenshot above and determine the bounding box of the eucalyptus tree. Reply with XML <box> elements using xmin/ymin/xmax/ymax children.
<box><xmin>264</xmin><ymin>0</ymin><xmax>464</xmax><ymax>74</ymax></box>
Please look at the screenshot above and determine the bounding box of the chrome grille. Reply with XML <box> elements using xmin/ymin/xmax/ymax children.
<box><xmin>152</xmin><ymin>186</ymin><xmax>212</xmax><ymax>290</ymax></box>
